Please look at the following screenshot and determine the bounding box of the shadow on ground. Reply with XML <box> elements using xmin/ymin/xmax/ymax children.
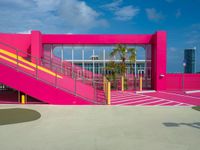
<box><xmin>163</xmin><ymin>122</ymin><xmax>200</xmax><ymax>129</ymax></box>
<box><xmin>0</xmin><ymin>108</ymin><xmax>41</xmax><ymax>125</ymax></box>
<box><xmin>192</xmin><ymin>106</ymin><xmax>200</xmax><ymax>111</ymax></box>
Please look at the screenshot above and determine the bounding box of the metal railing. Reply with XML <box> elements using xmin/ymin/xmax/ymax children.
<box><xmin>0</xmin><ymin>41</ymin><xmax>106</xmax><ymax>104</ymax></box>
<box><xmin>41</xmin><ymin>56</ymin><xmax>104</xmax><ymax>84</ymax></box>
<box><xmin>40</xmin><ymin>55</ymin><xmax>152</xmax><ymax>91</ymax></box>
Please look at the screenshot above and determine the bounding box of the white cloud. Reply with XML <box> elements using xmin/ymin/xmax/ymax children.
<box><xmin>145</xmin><ymin>8</ymin><xmax>164</xmax><ymax>22</ymax></box>
<box><xmin>103</xmin><ymin>0</ymin><xmax>122</xmax><ymax>11</ymax></box>
<box><xmin>176</xmin><ymin>9</ymin><xmax>181</xmax><ymax>18</ymax></box>
<box><xmin>0</xmin><ymin>0</ymin><xmax>108</xmax><ymax>33</ymax></box>
<box><xmin>59</xmin><ymin>0</ymin><xmax>108</xmax><ymax>30</ymax></box>
<box><xmin>34</xmin><ymin>0</ymin><xmax>61</xmax><ymax>12</ymax></box>
<box><xmin>103</xmin><ymin>0</ymin><xmax>139</xmax><ymax>21</ymax></box>
<box><xmin>114</xmin><ymin>6</ymin><xmax>140</xmax><ymax>21</ymax></box>
<box><xmin>17</xmin><ymin>30</ymin><xmax>32</xmax><ymax>34</ymax></box>
<box><xmin>0</xmin><ymin>0</ymin><xmax>34</xmax><ymax>8</ymax></box>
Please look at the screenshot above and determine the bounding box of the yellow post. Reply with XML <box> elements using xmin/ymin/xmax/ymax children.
<box><xmin>121</xmin><ymin>76</ymin><xmax>124</xmax><ymax>92</ymax></box>
<box><xmin>139</xmin><ymin>75</ymin><xmax>142</xmax><ymax>91</ymax></box>
<box><xmin>107</xmin><ymin>82</ymin><xmax>111</xmax><ymax>105</ymax></box>
<box><xmin>105</xmin><ymin>83</ymin><xmax>107</xmax><ymax>98</ymax></box>
<box><xmin>21</xmin><ymin>94</ymin><xmax>26</xmax><ymax>104</ymax></box>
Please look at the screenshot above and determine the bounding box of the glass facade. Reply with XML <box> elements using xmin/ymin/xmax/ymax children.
<box><xmin>43</xmin><ymin>44</ymin><xmax>152</xmax><ymax>89</ymax></box>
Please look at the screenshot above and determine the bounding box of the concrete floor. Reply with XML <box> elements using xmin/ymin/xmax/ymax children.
<box><xmin>0</xmin><ymin>105</ymin><xmax>199</xmax><ymax>150</ymax></box>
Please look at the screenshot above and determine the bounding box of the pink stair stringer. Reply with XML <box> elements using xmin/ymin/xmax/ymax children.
<box><xmin>0</xmin><ymin>63</ymin><xmax>93</xmax><ymax>105</ymax></box>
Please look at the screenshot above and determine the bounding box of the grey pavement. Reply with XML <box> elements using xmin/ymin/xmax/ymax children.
<box><xmin>0</xmin><ymin>105</ymin><xmax>199</xmax><ymax>150</ymax></box>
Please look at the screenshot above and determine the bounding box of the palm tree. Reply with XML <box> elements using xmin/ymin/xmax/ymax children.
<box><xmin>104</xmin><ymin>61</ymin><xmax>119</xmax><ymax>89</ymax></box>
<box><xmin>109</xmin><ymin>44</ymin><xmax>136</xmax><ymax>90</ymax></box>
<box><xmin>110</xmin><ymin>44</ymin><xmax>136</xmax><ymax>77</ymax></box>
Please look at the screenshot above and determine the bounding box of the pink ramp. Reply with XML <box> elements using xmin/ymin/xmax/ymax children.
<box><xmin>0</xmin><ymin>63</ymin><xmax>93</xmax><ymax>105</ymax></box>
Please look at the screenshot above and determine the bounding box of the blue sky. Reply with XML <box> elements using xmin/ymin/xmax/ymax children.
<box><xmin>0</xmin><ymin>0</ymin><xmax>199</xmax><ymax>73</ymax></box>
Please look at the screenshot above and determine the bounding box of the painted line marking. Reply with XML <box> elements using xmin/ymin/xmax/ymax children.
<box><xmin>113</xmin><ymin>92</ymin><xmax>150</xmax><ymax>98</ymax></box>
<box><xmin>159</xmin><ymin>91</ymin><xmax>200</xmax><ymax>100</ymax></box>
<box><xmin>157</xmin><ymin>101</ymin><xmax>178</xmax><ymax>106</ymax></box>
<box><xmin>135</xmin><ymin>99</ymin><xmax>169</xmax><ymax>106</ymax></box>
<box><xmin>111</xmin><ymin>97</ymin><xmax>153</xmax><ymax>104</ymax></box>
<box><xmin>111</xmin><ymin>91</ymin><xmax>194</xmax><ymax>106</ymax></box>
<box><xmin>139</xmin><ymin>93</ymin><xmax>192</xmax><ymax>106</ymax></box>
<box><xmin>116</xmin><ymin>98</ymin><xmax>159</xmax><ymax>106</ymax></box>
<box><xmin>136</xmin><ymin>90</ymin><xmax>156</xmax><ymax>94</ymax></box>
<box><xmin>111</xmin><ymin>95</ymin><xmax>161</xmax><ymax>103</ymax></box>
<box><xmin>0</xmin><ymin>55</ymin><xmax>34</xmax><ymax>71</ymax></box>
<box><xmin>111</xmin><ymin>95</ymin><xmax>146</xmax><ymax>101</ymax></box>
<box><xmin>143</xmin><ymin>100</ymin><xmax>170</xmax><ymax>106</ymax></box>
<box><xmin>111</xmin><ymin>93</ymin><xmax>147</xmax><ymax>99</ymax></box>
<box><xmin>0</xmin><ymin>49</ymin><xmax>62</xmax><ymax>78</ymax></box>
<box><xmin>111</xmin><ymin>92</ymin><xmax>168</xmax><ymax>104</ymax></box>
<box><xmin>174</xmin><ymin>103</ymin><xmax>188</xmax><ymax>106</ymax></box>
<box><xmin>124</xmin><ymin>91</ymin><xmax>192</xmax><ymax>106</ymax></box>
<box><xmin>185</xmin><ymin>90</ymin><xmax>200</xmax><ymax>94</ymax></box>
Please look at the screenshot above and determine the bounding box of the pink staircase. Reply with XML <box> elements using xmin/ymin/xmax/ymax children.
<box><xmin>0</xmin><ymin>43</ymin><xmax>106</xmax><ymax>105</ymax></box>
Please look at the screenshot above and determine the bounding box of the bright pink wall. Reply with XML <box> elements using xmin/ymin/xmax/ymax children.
<box><xmin>151</xmin><ymin>31</ymin><xmax>167</xmax><ymax>90</ymax></box>
<box><xmin>0</xmin><ymin>33</ymin><xmax>31</xmax><ymax>57</ymax></box>
<box><xmin>31</xmin><ymin>31</ymin><xmax>42</xmax><ymax>63</ymax></box>
<box><xmin>42</xmin><ymin>34</ymin><xmax>152</xmax><ymax>44</ymax></box>
<box><xmin>166</xmin><ymin>74</ymin><xmax>200</xmax><ymax>90</ymax></box>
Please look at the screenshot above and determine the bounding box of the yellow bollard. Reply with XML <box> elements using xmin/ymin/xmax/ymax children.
<box><xmin>21</xmin><ymin>94</ymin><xmax>26</xmax><ymax>104</ymax></box>
<box><xmin>105</xmin><ymin>83</ymin><xmax>107</xmax><ymax>98</ymax></box>
<box><xmin>107</xmin><ymin>82</ymin><xmax>111</xmax><ymax>105</ymax></box>
<box><xmin>139</xmin><ymin>75</ymin><xmax>142</xmax><ymax>91</ymax></box>
<box><xmin>121</xmin><ymin>76</ymin><xmax>124</xmax><ymax>92</ymax></box>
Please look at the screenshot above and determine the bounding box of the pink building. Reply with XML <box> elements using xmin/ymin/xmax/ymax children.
<box><xmin>0</xmin><ymin>30</ymin><xmax>200</xmax><ymax>105</ymax></box>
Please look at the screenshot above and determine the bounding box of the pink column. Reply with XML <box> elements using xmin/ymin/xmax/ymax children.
<box><xmin>31</xmin><ymin>30</ymin><xmax>42</xmax><ymax>64</ymax></box>
<box><xmin>151</xmin><ymin>31</ymin><xmax>167</xmax><ymax>90</ymax></box>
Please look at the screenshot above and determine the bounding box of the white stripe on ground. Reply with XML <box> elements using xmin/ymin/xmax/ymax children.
<box><xmin>174</xmin><ymin>103</ymin><xmax>189</xmax><ymax>106</ymax></box>
<box><xmin>112</xmin><ymin>92</ymin><xmax>146</xmax><ymax>96</ymax></box>
<box><xmin>157</xmin><ymin>101</ymin><xmax>193</xmax><ymax>106</ymax></box>
<box><xmin>123</xmin><ymin>91</ymin><xmax>192</xmax><ymax>106</ymax></box>
<box><xmin>159</xmin><ymin>91</ymin><xmax>200</xmax><ymax>100</ymax></box>
<box><xmin>111</xmin><ymin>97</ymin><xmax>147</xmax><ymax>104</ymax></box>
<box><xmin>185</xmin><ymin>90</ymin><xmax>200</xmax><ymax>94</ymax></box>
<box><xmin>111</xmin><ymin>91</ymin><xmax>193</xmax><ymax>106</ymax></box>
<box><xmin>111</xmin><ymin>97</ymin><xmax>162</xmax><ymax>104</ymax></box>
<box><xmin>111</xmin><ymin>96</ymin><xmax>140</xmax><ymax>101</ymax></box>
<box><xmin>116</xmin><ymin>98</ymin><xmax>160</xmax><ymax>106</ymax></box>
<box><xmin>135</xmin><ymin>99</ymin><xmax>168</xmax><ymax>106</ymax></box>
<box><xmin>157</xmin><ymin>101</ymin><xmax>178</xmax><ymax>106</ymax></box>
<box><xmin>111</xmin><ymin>95</ymin><xmax>157</xmax><ymax>102</ymax></box>
<box><xmin>111</xmin><ymin>95</ymin><xmax>144</xmax><ymax>100</ymax></box>
<box><xmin>111</xmin><ymin>93</ymin><xmax>165</xmax><ymax>103</ymax></box>
<box><xmin>136</xmin><ymin>90</ymin><xmax>156</xmax><ymax>94</ymax></box>
<box><xmin>179</xmin><ymin>103</ymin><xmax>193</xmax><ymax>106</ymax></box>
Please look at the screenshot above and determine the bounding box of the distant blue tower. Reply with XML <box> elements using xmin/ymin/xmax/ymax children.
<box><xmin>184</xmin><ymin>48</ymin><xmax>196</xmax><ymax>73</ymax></box>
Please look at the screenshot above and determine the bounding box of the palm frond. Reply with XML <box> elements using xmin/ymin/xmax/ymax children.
<box><xmin>110</xmin><ymin>48</ymin><xmax>119</xmax><ymax>57</ymax></box>
<box><xmin>127</xmin><ymin>47</ymin><xmax>136</xmax><ymax>63</ymax></box>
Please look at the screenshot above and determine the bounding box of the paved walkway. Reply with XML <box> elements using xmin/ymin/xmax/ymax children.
<box><xmin>111</xmin><ymin>91</ymin><xmax>200</xmax><ymax>106</ymax></box>
<box><xmin>0</xmin><ymin>105</ymin><xmax>199</xmax><ymax>150</ymax></box>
